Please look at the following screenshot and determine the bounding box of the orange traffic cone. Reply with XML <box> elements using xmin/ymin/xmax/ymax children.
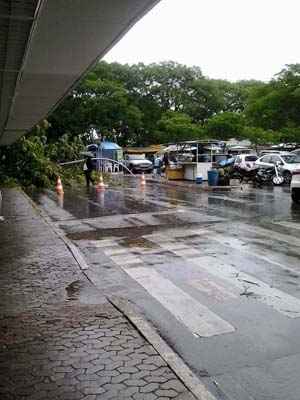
<box><xmin>140</xmin><ymin>172</ymin><xmax>146</xmax><ymax>187</ymax></box>
<box><xmin>96</xmin><ymin>174</ymin><xmax>106</xmax><ymax>191</ymax></box>
<box><xmin>55</xmin><ymin>176</ymin><xmax>64</xmax><ymax>194</ymax></box>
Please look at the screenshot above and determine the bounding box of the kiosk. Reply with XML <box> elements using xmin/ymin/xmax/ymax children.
<box><xmin>164</xmin><ymin>141</ymin><xmax>228</xmax><ymax>181</ymax></box>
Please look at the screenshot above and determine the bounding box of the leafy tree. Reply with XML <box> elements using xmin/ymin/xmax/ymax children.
<box><xmin>243</xmin><ymin>127</ymin><xmax>279</xmax><ymax>152</ymax></box>
<box><xmin>0</xmin><ymin>134</ymin><xmax>57</xmax><ymax>187</ymax></box>
<box><xmin>157</xmin><ymin>111</ymin><xmax>203</xmax><ymax>143</ymax></box>
<box><xmin>48</xmin><ymin>61</ymin><xmax>266</xmax><ymax>145</ymax></box>
<box><xmin>278</xmin><ymin>127</ymin><xmax>300</xmax><ymax>143</ymax></box>
<box><xmin>204</xmin><ymin>112</ymin><xmax>245</xmax><ymax>140</ymax></box>
<box><xmin>246</xmin><ymin>64</ymin><xmax>300</xmax><ymax>132</ymax></box>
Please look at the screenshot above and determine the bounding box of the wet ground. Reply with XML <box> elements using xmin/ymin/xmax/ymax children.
<box><xmin>0</xmin><ymin>188</ymin><xmax>194</xmax><ymax>400</ymax></box>
<box><xmin>29</xmin><ymin>177</ymin><xmax>300</xmax><ymax>400</ymax></box>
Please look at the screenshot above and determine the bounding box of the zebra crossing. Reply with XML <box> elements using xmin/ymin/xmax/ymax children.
<box><xmin>95</xmin><ymin>223</ymin><xmax>300</xmax><ymax>340</ymax></box>
<box><xmin>37</xmin><ymin>184</ymin><xmax>300</xmax><ymax>400</ymax></box>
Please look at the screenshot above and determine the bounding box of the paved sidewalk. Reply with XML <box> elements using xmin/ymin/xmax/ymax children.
<box><xmin>0</xmin><ymin>188</ymin><xmax>194</xmax><ymax>400</ymax></box>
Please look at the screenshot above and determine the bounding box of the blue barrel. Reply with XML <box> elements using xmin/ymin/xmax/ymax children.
<box><xmin>207</xmin><ymin>169</ymin><xmax>219</xmax><ymax>186</ymax></box>
<box><xmin>196</xmin><ymin>176</ymin><xmax>203</xmax><ymax>184</ymax></box>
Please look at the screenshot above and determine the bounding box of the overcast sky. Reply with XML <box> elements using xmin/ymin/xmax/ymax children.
<box><xmin>104</xmin><ymin>0</ymin><xmax>300</xmax><ymax>82</ymax></box>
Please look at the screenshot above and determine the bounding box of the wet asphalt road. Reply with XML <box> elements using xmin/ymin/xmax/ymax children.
<box><xmin>30</xmin><ymin>178</ymin><xmax>300</xmax><ymax>400</ymax></box>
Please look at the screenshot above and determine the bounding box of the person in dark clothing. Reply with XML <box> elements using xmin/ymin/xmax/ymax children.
<box><xmin>83</xmin><ymin>156</ymin><xmax>95</xmax><ymax>187</ymax></box>
<box><xmin>163</xmin><ymin>152</ymin><xmax>169</xmax><ymax>167</ymax></box>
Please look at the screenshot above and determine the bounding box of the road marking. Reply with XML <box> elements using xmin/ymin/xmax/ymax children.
<box><xmin>159</xmin><ymin>243</ymin><xmax>190</xmax><ymax>251</ymax></box>
<box><xmin>192</xmin><ymin>256</ymin><xmax>300</xmax><ymax>318</ymax></box>
<box><xmin>111</xmin><ymin>254</ymin><xmax>142</xmax><ymax>266</ymax></box>
<box><xmin>123</xmin><ymin>267</ymin><xmax>235</xmax><ymax>337</ymax></box>
<box><xmin>173</xmin><ymin>247</ymin><xmax>202</xmax><ymax>257</ymax></box>
<box><xmin>273</xmin><ymin>221</ymin><xmax>300</xmax><ymax>230</ymax></box>
<box><xmin>207</xmin><ymin>195</ymin><xmax>254</xmax><ymax>205</ymax></box>
<box><xmin>272</xmin><ymin>221</ymin><xmax>300</xmax><ymax>235</ymax></box>
<box><xmin>104</xmin><ymin>246</ymin><xmax>128</xmax><ymax>256</ymax></box>
<box><xmin>80</xmin><ymin>239</ymin><xmax>117</xmax><ymax>248</ymax></box>
<box><xmin>190</xmin><ymin>279</ymin><xmax>239</xmax><ymax>302</ymax></box>
<box><xmin>146</xmin><ymin>228</ymin><xmax>210</xmax><ymax>244</ymax></box>
<box><xmin>232</xmin><ymin>223</ymin><xmax>300</xmax><ymax>248</ymax></box>
<box><xmin>273</xmin><ymin>220</ymin><xmax>300</xmax><ymax>231</ymax></box>
<box><xmin>206</xmin><ymin>232</ymin><xmax>300</xmax><ymax>275</ymax></box>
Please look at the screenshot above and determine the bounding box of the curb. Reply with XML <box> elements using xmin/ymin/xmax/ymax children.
<box><xmin>108</xmin><ymin>296</ymin><xmax>219</xmax><ymax>400</ymax></box>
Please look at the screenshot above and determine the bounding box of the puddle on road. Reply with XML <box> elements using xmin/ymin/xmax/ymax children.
<box><xmin>65</xmin><ymin>280</ymin><xmax>85</xmax><ymax>301</ymax></box>
<box><xmin>67</xmin><ymin>222</ymin><xmax>199</xmax><ymax>241</ymax></box>
<box><xmin>26</xmin><ymin>187</ymin><xmax>171</xmax><ymax>220</ymax></box>
<box><xmin>119</xmin><ymin>237</ymin><xmax>159</xmax><ymax>249</ymax></box>
<box><xmin>152</xmin><ymin>213</ymin><xmax>184</xmax><ymax>225</ymax></box>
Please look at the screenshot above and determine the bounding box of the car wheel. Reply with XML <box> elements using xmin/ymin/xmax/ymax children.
<box><xmin>272</xmin><ymin>175</ymin><xmax>284</xmax><ymax>185</ymax></box>
<box><xmin>283</xmin><ymin>170</ymin><xmax>292</xmax><ymax>184</ymax></box>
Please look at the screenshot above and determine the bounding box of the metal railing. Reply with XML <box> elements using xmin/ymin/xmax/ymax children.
<box><xmin>59</xmin><ymin>157</ymin><xmax>136</xmax><ymax>177</ymax></box>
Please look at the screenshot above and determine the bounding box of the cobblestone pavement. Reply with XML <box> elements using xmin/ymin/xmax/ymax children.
<box><xmin>0</xmin><ymin>189</ymin><xmax>193</xmax><ymax>400</ymax></box>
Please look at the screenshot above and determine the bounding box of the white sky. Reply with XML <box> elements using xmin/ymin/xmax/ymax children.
<box><xmin>104</xmin><ymin>0</ymin><xmax>300</xmax><ymax>82</ymax></box>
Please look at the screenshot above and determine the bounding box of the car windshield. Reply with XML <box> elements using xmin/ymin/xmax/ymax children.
<box><xmin>245</xmin><ymin>156</ymin><xmax>258</xmax><ymax>162</ymax></box>
<box><xmin>127</xmin><ymin>154</ymin><xmax>146</xmax><ymax>160</ymax></box>
<box><xmin>281</xmin><ymin>154</ymin><xmax>300</xmax><ymax>164</ymax></box>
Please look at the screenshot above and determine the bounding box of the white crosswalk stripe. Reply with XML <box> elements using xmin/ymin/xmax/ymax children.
<box><xmin>122</xmin><ymin>267</ymin><xmax>235</xmax><ymax>338</ymax></box>
<box><xmin>203</xmin><ymin>232</ymin><xmax>300</xmax><ymax>275</ymax></box>
<box><xmin>189</xmin><ymin>278</ymin><xmax>239</xmax><ymax>302</ymax></box>
<box><xmin>272</xmin><ymin>220</ymin><xmax>300</xmax><ymax>231</ymax></box>
<box><xmin>110</xmin><ymin>254</ymin><xmax>142</xmax><ymax>266</ymax></box>
<box><xmin>191</xmin><ymin>256</ymin><xmax>300</xmax><ymax>318</ymax></box>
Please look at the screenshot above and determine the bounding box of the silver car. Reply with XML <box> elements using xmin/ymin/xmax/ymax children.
<box><xmin>124</xmin><ymin>154</ymin><xmax>153</xmax><ymax>174</ymax></box>
<box><xmin>255</xmin><ymin>153</ymin><xmax>300</xmax><ymax>183</ymax></box>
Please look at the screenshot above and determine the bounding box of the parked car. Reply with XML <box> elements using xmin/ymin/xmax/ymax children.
<box><xmin>291</xmin><ymin>149</ymin><xmax>300</xmax><ymax>156</ymax></box>
<box><xmin>259</xmin><ymin>150</ymin><xmax>290</xmax><ymax>156</ymax></box>
<box><xmin>234</xmin><ymin>154</ymin><xmax>258</xmax><ymax>170</ymax></box>
<box><xmin>124</xmin><ymin>154</ymin><xmax>153</xmax><ymax>173</ymax></box>
<box><xmin>291</xmin><ymin>166</ymin><xmax>300</xmax><ymax>204</ymax></box>
<box><xmin>255</xmin><ymin>153</ymin><xmax>300</xmax><ymax>182</ymax></box>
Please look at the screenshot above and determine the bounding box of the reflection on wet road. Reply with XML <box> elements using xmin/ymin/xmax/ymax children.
<box><xmin>30</xmin><ymin>178</ymin><xmax>300</xmax><ymax>400</ymax></box>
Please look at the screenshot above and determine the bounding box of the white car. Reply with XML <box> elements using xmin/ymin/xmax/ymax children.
<box><xmin>234</xmin><ymin>154</ymin><xmax>258</xmax><ymax>169</ymax></box>
<box><xmin>124</xmin><ymin>154</ymin><xmax>153</xmax><ymax>173</ymax></box>
<box><xmin>291</xmin><ymin>163</ymin><xmax>300</xmax><ymax>204</ymax></box>
<box><xmin>291</xmin><ymin>148</ymin><xmax>300</xmax><ymax>156</ymax></box>
<box><xmin>255</xmin><ymin>153</ymin><xmax>300</xmax><ymax>182</ymax></box>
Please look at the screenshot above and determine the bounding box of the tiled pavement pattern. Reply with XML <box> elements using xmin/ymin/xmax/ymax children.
<box><xmin>0</xmin><ymin>189</ymin><xmax>193</xmax><ymax>400</ymax></box>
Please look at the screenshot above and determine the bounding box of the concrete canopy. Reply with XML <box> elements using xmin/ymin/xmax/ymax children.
<box><xmin>0</xmin><ymin>0</ymin><xmax>160</xmax><ymax>146</ymax></box>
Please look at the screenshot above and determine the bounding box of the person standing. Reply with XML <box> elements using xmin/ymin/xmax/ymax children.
<box><xmin>154</xmin><ymin>156</ymin><xmax>162</xmax><ymax>176</ymax></box>
<box><xmin>83</xmin><ymin>155</ymin><xmax>95</xmax><ymax>187</ymax></box>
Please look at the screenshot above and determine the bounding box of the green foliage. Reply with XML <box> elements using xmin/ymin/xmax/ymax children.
<box><xmin>246</xmin><ymin>64</ymin><xmax>300</xmax><ymax>136</ymax></box>
<box><xmin>204</xmin><ymin>112</ymin><xmax>245</xmax><ymax>140</ymax></box>
<box><xmin>243</xmin><ymin>127</ymin><xmax>279</xmax><ymax>150</ymax></box>
<box><xmin>278</xmin><ymin>127</ymin><xmax>300</xmax><ymax>143</ymax></box>
<box><xmin>47</xmin><ymin>134</ymin><xmax>86</xmax><ymax>162</ymax></box>
<box><xmin>157</xmin><ymin>111</ymin><xmax>204</xmax><ymax>142</ymax></box>
<box><xmin>48</xmin><ymin>61</ymin><xmax>267</xmax><ymax>145</ymax></box>
<box><xmin>0</xmin><ymin>130</ymin><xmax>85</xmax><ymax>188</ymax></box>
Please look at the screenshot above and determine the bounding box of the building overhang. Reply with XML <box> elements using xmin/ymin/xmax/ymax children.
<box><xmin>0</xmin><ymin>0</ymin><xmax>160</xmax><ymax>145</ymax></box>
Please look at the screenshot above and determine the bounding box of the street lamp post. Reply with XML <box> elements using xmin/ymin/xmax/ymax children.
<box><xmin>94</xmin><ymin>131</ymin><xmax>103</xmax><ymax>174</ymax></box>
